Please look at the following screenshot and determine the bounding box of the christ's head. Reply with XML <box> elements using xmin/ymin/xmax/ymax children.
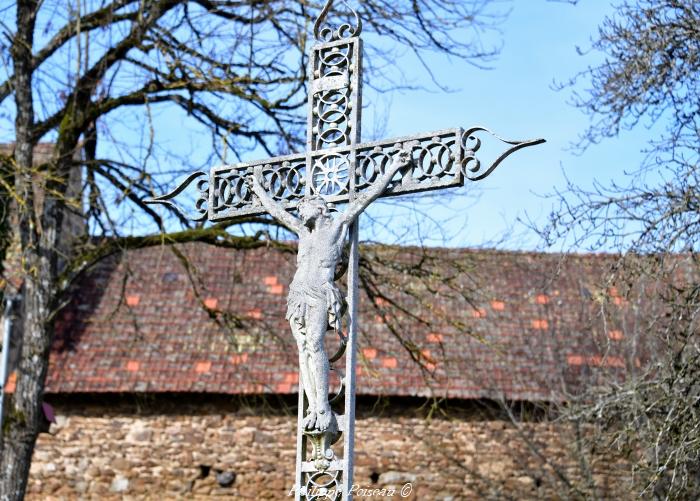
<box><xmin>298</xmin><ymin>196</ymin><xmax>330</xmax><ymax>228</ymax></box>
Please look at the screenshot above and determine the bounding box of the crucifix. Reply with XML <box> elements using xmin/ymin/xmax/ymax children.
<box><xmin>146</xmin><ymin>1</ymin><xmax>544</xmax><ymax>498</ymax></box>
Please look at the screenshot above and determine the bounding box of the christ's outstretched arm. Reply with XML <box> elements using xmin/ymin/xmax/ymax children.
<box><xmin>341</xmin><ymin>149</ymin><xmax>412</xmax><ymax>224</ymax></box>
<box><xmin>249</xmin><ymin>166</ymin><xmax>303</xmax><ymax>234</ymax></box>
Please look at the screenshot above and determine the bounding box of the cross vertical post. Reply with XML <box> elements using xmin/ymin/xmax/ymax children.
<box><xmin>144</xmin><ymin>2</ymin><xmax>544</xmax><ymax>500</ymax></box>
<box><xmin>298</xmin><ymin>7</ymin><xmax>364</xmax><ymax>499</ymax></box>
<box><xmin>343</xmin><ymin>221</ymin><xmax>359</xmax><ymax>497</ymax></box>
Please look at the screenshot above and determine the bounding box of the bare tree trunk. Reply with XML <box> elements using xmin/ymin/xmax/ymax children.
<box><xmin>0</xmin><ymin>0</ymin><xmax>511</xmax><ymax>497</ymax></box>
<box><xmin>0</xmin><ymin>2</ymin><xmax>53</xmax><ymax>499</ymax></box>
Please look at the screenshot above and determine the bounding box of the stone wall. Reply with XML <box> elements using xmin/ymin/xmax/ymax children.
<box><xmin>27</xmin><ymin>396</ymin><xmax>631</xmax><ymax>500</ymax></box>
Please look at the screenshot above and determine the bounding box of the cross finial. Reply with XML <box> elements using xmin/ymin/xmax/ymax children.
<box><xmin>313</xmin><ymin>0</ymin><xmax>363</xmax><ymax>42</ymax></box>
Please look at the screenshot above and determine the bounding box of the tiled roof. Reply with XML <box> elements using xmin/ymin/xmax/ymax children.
<box><xmin>45</xmin><ymin>243</ymin><xmax>654</xmax><ymax>401</ymax></box>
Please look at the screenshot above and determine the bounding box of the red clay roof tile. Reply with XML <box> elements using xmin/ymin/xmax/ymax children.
<box><xmin>44</xmin><ymin>244</ymin><xmax>658</xmax><ymax>401</ymax></box>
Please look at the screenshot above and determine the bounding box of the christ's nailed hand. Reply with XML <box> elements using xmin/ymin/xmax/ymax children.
<box><xmin>395</xmin><ymin>149</ymin><xmax>411</xmax><ymax>167</ymax></box>
<box><xmin>246</xmin><ymin>165</ymin><xmax>264</xmax><ymax>188</ymax></box>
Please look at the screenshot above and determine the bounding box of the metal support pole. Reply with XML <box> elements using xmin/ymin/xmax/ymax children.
<box><xmin>342</xmin><ymin>218</ymin><xmax>359</xmax><ymax>499</ymax></box>
<box><xmin>0</xmin><ymin>295</ymin><xmax>16</xmax><ymax>432</ymax></box>
<box><xmin>294</xmin><ymin>370</ymin><xmax>306</xmax><ymax>500</ymax></box>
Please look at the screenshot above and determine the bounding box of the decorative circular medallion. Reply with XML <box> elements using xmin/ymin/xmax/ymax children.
<box><xmin>311</xmin><ymin>154</ymin><xmax>350</xmax><ymax>197</ymax></box>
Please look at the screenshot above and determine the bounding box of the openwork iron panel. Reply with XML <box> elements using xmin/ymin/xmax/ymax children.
<box><xmin>207</xmin><ymin>130</ymin><xmax>464</xmax><ymax>221</ymax></box>
<box><xmin>356</xmin><ymin>129</ymin><xmax>464</xmax><ymax>198</ymax></box>
<box><xmin>307</xmin><ymin>37</ymin><xmax>362</xmax><ymax>152</ymax></box>
<box><xmin>300</xmin><ymin>464</ymin><xmax>343</xmax><ymax>500</ymax></box>
<box><xmin>208</xmin><ymin>153</ymin><xmax>306</xmax><ymax>221</ymax></box>
<box><xmin>149</xmin><ymin>127</ymin><xmax>543</xmax><ymax>222</ymax></box>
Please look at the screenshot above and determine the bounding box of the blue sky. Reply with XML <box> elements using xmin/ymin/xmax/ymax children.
<box><xmin>356</xmin><ymin>1</ymin><xmax>661</xmax><ymax>250</ymax></box>
<box><xmin>1</xmin><ymin>1</ymin><xmax>659</xmax><ymax>251</ymax></box>
<box><xmin>111</xmin><ymin>0</ymin><xmax>657</xmax><ymax>251</ymax></box>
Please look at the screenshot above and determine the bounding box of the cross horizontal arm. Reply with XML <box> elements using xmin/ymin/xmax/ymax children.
<box><xmin>145</xmin><ymin>127</ymin><xmax>544</xmax><ymax>223</ymax></box>
<box><xmin>144</xmin><ymin>150</ymin><xmax>307</xmax><ymax>221</ymax></box>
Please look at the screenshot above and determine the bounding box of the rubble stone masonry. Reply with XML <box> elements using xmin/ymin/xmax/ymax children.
<box><xmin>26</xmin><ymin>397</ymin><xmax>631</xmax><ymax>500</ymax></box>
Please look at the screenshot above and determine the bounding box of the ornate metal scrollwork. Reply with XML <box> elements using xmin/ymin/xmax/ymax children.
<box><xmin>313</xmin><ymin>0</ymin><xmax>362</xmax><ymax>42</ymax></box>
<box><xmin>302</xmin><ymin>468</ymin><xmax>342</xmax><ymax>500</ymax></box>
<box><xmin>410</xmin><ymin>136</ymin><xmax>458</xmax><ymax>181</ymax></box>
<box><xmin>200</xmin><ymin>155</ymin><xmax>307</xmax><ymax>221</ymax></box>
<box><xmin>144</xmin><ymin>171</ymin><xmax>209</xmax><ymax>222</ymax></box>
<box><xmin>311</xmin><ymin>154</ymin><xmax>350</xmax><ymax>197</ymax></box>
<box><xmin>328</xmin><ymin>340</ymin><xmax>347</xmax><ymax>365</ymax></box>
<box><xmin>217</xmin><ymin>171</ymin><xmax>251</xmax><ymax>209</ymax></box>
<box><xmin>355</xmin><ymin>147</ymin><xmax>393</xmax><ymax>190</ymax></box>
<box><xmin>329</xmin><ymin>379</ymin><xmax>345</xmax><ymax>405</ymax></box>
<box><xmin>259</xmin><ymin>161</ymin><xmax>307</xmax><ymax>201</ymax></box>
<box><xmin>460</xmin><ymin>127</ymin><xmax>546</xmax><ymax>181</ymax></box>
<box><xmin>146</xmin><ymin>127</ymin><xmax>545</xmax><ymax>222</ymax></box>
<box><xmin>356</xmin><ymin>131</ymin><xmax>462</xmax><ymax>197</ymax></box>
<box><xmin>311</xmin><ymin>42</ymin><xmax>355</xmax><ymax>151</ymax></box>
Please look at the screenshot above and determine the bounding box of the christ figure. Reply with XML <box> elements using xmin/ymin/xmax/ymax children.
<box><xmin>248</xmin><ymin>150</ymin><xmax>411</xmax><ymax>432</ymax></box>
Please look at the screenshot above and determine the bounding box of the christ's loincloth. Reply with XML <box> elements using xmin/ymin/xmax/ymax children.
<box><xmin>286</xmin><ymin>281</ymin><xmax>347</xmax><ymax>335</ymax></box>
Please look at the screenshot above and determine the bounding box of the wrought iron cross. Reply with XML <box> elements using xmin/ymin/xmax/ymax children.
<box><xmin>146</xmin><ymin>2</ymin><xmax>543</xmax><ymax>499</ymax></box>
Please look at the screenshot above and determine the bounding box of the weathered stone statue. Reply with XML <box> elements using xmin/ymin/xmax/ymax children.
<box><xmin>249</xmin><ymin>150</ymin><xmax>411</xmax><ymax>433</ymax></box>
